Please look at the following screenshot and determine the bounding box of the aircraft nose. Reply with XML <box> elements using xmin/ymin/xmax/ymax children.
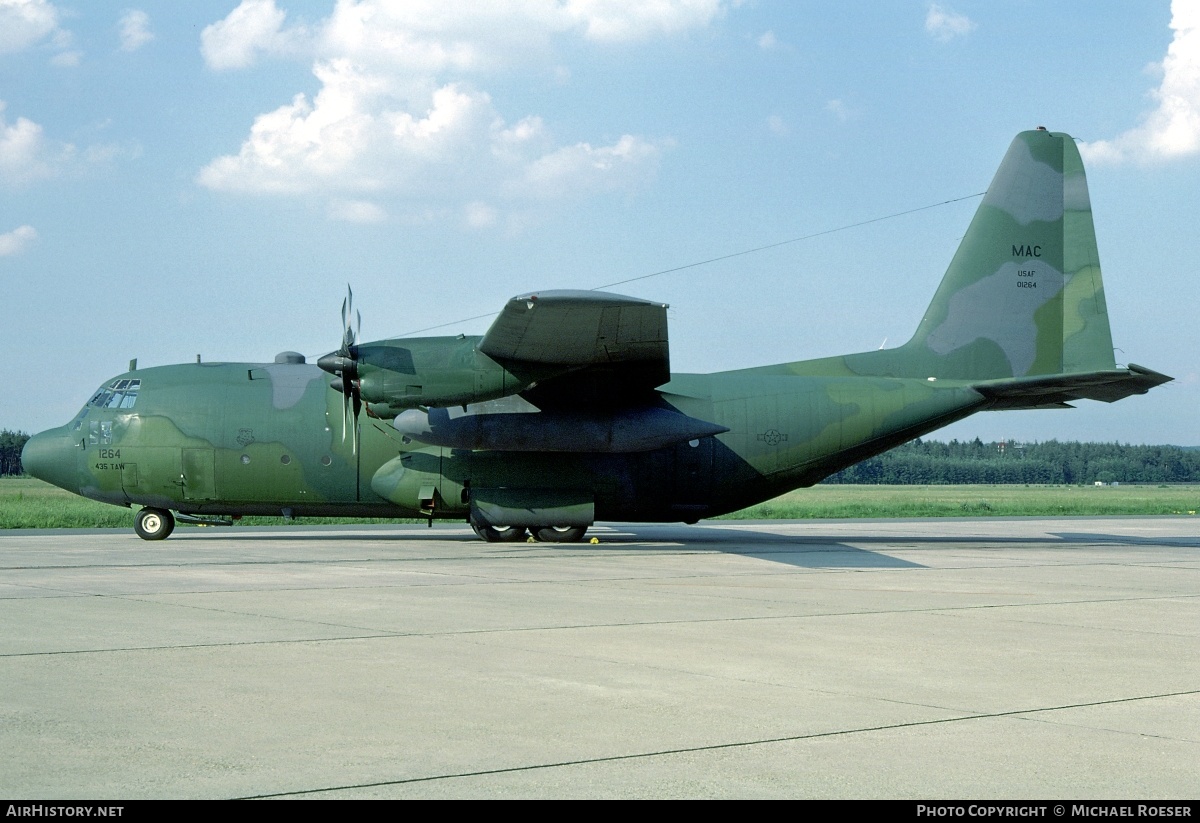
<box><xmin>22</xmin><ymin>427</ymin><xmax>79</xmax><ymax>492</ymax></box>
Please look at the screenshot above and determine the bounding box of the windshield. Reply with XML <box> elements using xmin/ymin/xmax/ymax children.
<box><xmin>86</xmin><ymin>378</ymin><xmax>141</xmax><ymax>410</ymax></box>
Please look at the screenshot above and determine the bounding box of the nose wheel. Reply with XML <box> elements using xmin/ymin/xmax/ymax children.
<box><xmin>134</xmin><ymin>507</ymin><xmax>175</xmax><ymax>541</ymax></box>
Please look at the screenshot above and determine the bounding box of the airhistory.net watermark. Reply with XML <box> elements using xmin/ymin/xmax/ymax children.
<box><xmin>6</xmin><ymin>807</ymin><xmax>123</xmax><ymax>818</ymax></box>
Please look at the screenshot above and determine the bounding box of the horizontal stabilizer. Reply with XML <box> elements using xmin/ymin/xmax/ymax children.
<box><xmin>972</xmin><ymin>363</ymin><xmax>1172</xmax><ymax>410</ymax></box>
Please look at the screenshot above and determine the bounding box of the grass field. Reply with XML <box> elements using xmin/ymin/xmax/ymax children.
<box><xmin>0</xmin><ymin>477</ymin><xmax>417</xmax><ymax>529</ymax></box>
<box><xmin>2</xmin><ymin>476</ymin><xmax>1197</xmax><ymax>530</ymax></box>
<box><xmin>721</xmin><ymin>483</ymin><xmax>1200</xmax><ymax>519</ymax></box>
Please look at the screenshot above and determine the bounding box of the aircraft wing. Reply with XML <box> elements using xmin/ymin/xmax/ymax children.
<box><xmin>479</xmin><ymin>290</ymin><xmax>670</xmax><ymax>403</ymax></box>
<box><xmin>972</xmin><ymin>364</ymin><xmax>1173</xmax><ymax>410</ymax></box>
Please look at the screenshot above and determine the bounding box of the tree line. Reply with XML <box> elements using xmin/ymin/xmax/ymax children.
<box><xmin>827</xmin><ymin>438</ymin><xmax>1200</xmax><ymax>485</ymax></box>
<box><xmin>1</xmin><ymin>430</ymin><xmax>29</xmax><ymax>476</ymax></box>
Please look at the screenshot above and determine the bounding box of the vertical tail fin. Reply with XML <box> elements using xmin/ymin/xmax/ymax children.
<box><xmin>774</xmin><ymin>129</ymin><xmax>1169</xmax><ymax>402</ymax></box>
<box><xmin>901</xmin><ymin>128</ymin><xmax>1115</xmax><ymax>380</ymax></box>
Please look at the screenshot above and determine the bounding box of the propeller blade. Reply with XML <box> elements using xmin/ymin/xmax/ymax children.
<box><xmin>340</xmin><ymin>285</ymin><xmax>358</xmax><ymax>352</ymax></box>
<box><xmin>323</xmin><ymin>284</ymin><xmax>365</xmax><ymax>454</ymax></box>
<box><xmin>352</xmin><ymin>389</ymin><xmax>362</xmax><ymax>455</ymax></box>
<box><xmin>342</xmin><ymin>391</ymin><xmax>350</xmax><ymax>444</ymax></box>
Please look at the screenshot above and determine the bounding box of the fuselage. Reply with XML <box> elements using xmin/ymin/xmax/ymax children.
<box><xmin>22</xmin><ymin>353</ymin><xmax>988</xmax><ymax>524</ymax></box>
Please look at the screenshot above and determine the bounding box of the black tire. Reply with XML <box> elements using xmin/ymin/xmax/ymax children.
<box><xmin>532</xmin><ymin>525</ymin><xmax>588</xmax><ymax>543</ymax></box>
<box><xmin>134</xmin><ymin>508</ymin><xmax>175</xmax><ymax>541</ymax></box>
<box><xmin>469</xmin><ymin>511</ymin><xmax>528</xmax><ymax>543</ymax></box>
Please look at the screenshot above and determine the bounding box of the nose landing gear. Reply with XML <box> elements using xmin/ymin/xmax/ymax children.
<box><xmin>134</xmin><ymin>507</ymin><xmax>175</xmax><ymax>541</ymax></box>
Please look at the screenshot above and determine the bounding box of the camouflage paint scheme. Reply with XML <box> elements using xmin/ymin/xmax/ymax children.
<box><xmin>22</xmin><ymin>131</ymin><xmax>1171</xmax><ymax>540</ymax></box>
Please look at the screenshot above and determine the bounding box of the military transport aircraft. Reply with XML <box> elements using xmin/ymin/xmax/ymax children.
<box><xmin>22</xmin><ymin>129</ymin><xmax>1171</xmax><ymax>542</ymax></box>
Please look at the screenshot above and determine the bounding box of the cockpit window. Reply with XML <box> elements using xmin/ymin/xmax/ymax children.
<box><xmin>88</xmin><ymin>379</ymin><xmax>141</xmax><ymax>410</ymax></box>
<box><xmin>88</xmin><ymin>420</ymin><xmax>113</xmax><ymax>445</ymax></box>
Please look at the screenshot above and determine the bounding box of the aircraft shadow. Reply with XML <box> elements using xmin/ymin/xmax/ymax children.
<box><xmin>1050</xmin><ymin>531</ymin><xmax>1200</xmax><ymax>549</ymax></box>
<box><xmin>161</xmin><ymin>523</ymin><xmax>1196</xmax><ymax>570</ymax></box>
<box><xmin>168</xmin><ymin>522</ymin><xmax>925</xmax><ymax>569</ymax></box>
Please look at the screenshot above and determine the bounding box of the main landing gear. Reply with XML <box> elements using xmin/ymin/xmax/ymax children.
<box><xmin>134</xmin><ymin>507</ymin><xmax>175</xmax><ymax>541</ymax></box>
<box><xmin>469</xmin><ymin>511</ymin><xmax>588</xmax><ymax>543</ymax></box>
<box><xmin>469</xmin><ymin>519</ymin><xmax>528</xmax><ymax>543</ymax></box>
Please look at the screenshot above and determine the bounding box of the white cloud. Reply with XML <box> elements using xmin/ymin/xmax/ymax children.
<box><xmin>328</xmin><ymin>198</ymin><xmax>387</xmax><ymax>223</ymax></box>
<box><xmin>0</xmin><ymin>0</ymin><xmax>59</xmax><ymax>53</ymax></box>
<box><xmin>118</xmin><ymin>9</ymin><xmax>154</xmax><ymax>52</ymax></box>
<box><xmin>198</xmin><ymin>63</ymin><xmax>497</xmax><ymax>194</ymax></box>
<box><xmin>563</xmin><ymin>0</ymin><xmax>724</xmax><ymax>42</ymax></box>
<box><xmin>201</xmin><ymin>0</ymin><xmax>306</xmax><ymax>70</ymax></box>
<box><xmin>0</xmin><ymin>101</ymin><xmax>127</xmax><ymax>186</ymax></box>
<box><xmin>0</xmin><ymin>0</ymin><xmax>78</xmax><ymax>63</ymax></box>
<box><xmin>464</xmin><ymin>201</ymin><xmax>498</xmax><ymax>228</ymax></box>
<box><xmin>198</xmin><ymin>61</ymin><xmax>662</xmax><ymax>206</ymax></box>
<box><xmin>511</xmin><ymin>134</ymin><xmax>661</xmax><ymax>200</ymax></box>
<box><xmin>757</xmin><ymin>30</ymin><xmax>777</xmax><ymax>50</ymax></box>
<box><xmin>316</xmin><ymin>1</ymin><xmax>491</xmax><ymax>74</ymax></box>
<box><xmin>1080</xmin><ymin>0</ymin><xmax>1200</xmax><ymax>164</ymax></box>
<box><xmin>200</xmin><ymin>0</ymin><xmax>729</xmax><ymax>78</ymax></box>
<box><xmin>767</xmin><ymin>114</ymin><xmax>788</xmax><ymax>136</ymax></box>
<box><xmin>50</xmin><ymin>49</ymin><xmax>80</xmax><ymax>66</ymax></box>
<box><xmin>0</xmin><ymin>224</ymin><xmax>37</xmax><ymax>257</ymax></box>
<box><xmin>197</xmin><ymin>0</ymin><xmax>706</xmax><ymax>223</ymax></box>
<box><xmin>0</xmin><ymin>102</ymin><xmax>74</xmax><ymax>186</ymax></box>
<box><xmin>925</xmin><ymin>4</ymin><xmax>975</xmax><ymax>42</ymax></box>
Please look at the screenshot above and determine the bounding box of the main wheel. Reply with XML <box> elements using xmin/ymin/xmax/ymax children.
<box><xmin>134</xmin><ymin>508</ymin><xmax>175</xmax><ymax>541</ymax></box>
<box><xmin>532</xmin><ymin>525</ymin><xmax>588</xmax><ymax>543</ymax></box>
<box><xmin>469</xmin><ymin>511</ymin><xmax>528</xmax><ymax>543</ymax></box>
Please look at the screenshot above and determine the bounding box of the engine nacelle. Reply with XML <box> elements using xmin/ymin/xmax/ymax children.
<box><xmin>347</xmin><ymin>336</ymin><xmax>562</xmax><ymax>414</ymax></box>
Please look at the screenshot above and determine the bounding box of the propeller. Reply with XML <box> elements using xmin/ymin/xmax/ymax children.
<box><xmin>318</xmin><ymin>285</ymin><xmax>364</xmax><ymax>453</ymax></box>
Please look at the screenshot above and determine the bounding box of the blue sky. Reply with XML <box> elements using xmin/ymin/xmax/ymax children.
<box><xmin>2</xmin><ymin>0</ymin><xmax>1197</xmax><ymax>445</ymax></box>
